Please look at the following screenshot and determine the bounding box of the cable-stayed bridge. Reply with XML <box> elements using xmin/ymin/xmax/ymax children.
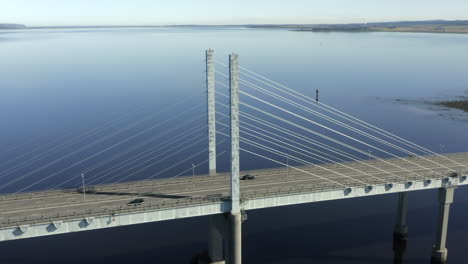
<box><xmin>0</xmin><ymin>50</ymin><xmax>466</xmax><ymax>264</ymax></box>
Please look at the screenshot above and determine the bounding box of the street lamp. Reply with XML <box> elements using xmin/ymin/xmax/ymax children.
<box><xmin>192</xmin><ymin>163</ymin><xmax>196</xmax><ymax>189</ymax></box>
<box><xmin>81</xmin><ymin>173</ymin><xmax>86</xmax><ymax>201</ymax></box>
<box><xmin>440</xmin><ymin>144</ymin><xmax>445</xmax><ymax>154</ymax></box>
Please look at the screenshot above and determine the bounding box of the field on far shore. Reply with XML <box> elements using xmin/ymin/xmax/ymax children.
<box><xmin>249</xmin><ymin>20</ymin><xmax>468</xmax><ymax>34</ymax></box>
<box><xmin>437</xmin><ymin>100</ymin><xmax>468</xmax><ymax>112</ymax></box>
<box><xmin>372</xmin><ymin>25</ymin><xmax>468</xmax><ymax>34</ymax></box>
<box><xmin>290</xmin><ymin>25</ymin><xmax>468</xmax><ymax>34</ymax></box>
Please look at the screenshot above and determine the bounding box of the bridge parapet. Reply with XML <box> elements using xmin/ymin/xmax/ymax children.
<box><xmin>0</xmin><ymin>195</ymin><xmax>227</xmax><ymax>229</ymax></box>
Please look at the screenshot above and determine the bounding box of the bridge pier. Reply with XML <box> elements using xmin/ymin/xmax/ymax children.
<box><xmin>209</xmin><ymin>214</ymin><xmax>227</xmax><ymax>264</ymax></box>
<box><xmin>431</xmin><ymin>187</ymin><xmax>456</xmax><ymax>264</ymax></box>
<box><xmin>207</xmin><ymin>213</ymin><xmax>242</xmax><ymax>264</ymax></box>
<box><xmin>393</xmin><ymin>192</ymin><xmax>408</xmax><ymax>264</ymax></box>
<box><xmin>394</xmin><ymin>192</ymin><xmax>409</xmax><ymax>240</ymax></box>
<box><xmin>229</xmin><ymin>212</ymin><xmax>242</xmax><ymax>264</ymax></box>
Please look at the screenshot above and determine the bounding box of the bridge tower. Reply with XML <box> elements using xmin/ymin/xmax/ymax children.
<box><xmin>206</xmin><ymin>49</ymin><xmax>226</xmax><ymax>264</ymax></box>
<box><xmin>228</xmin><ymin>53</ymin><xmax>242</xmax><ymax>264</ymax></box>
<box><xmin>206</xmin><ymin>51</ymin><xmax>243</xmax><ymax>264</ymax></box>
<box><xmin>206</xmin><ymin>48</ymin><xmax>217</xmax><ymax>176</ymax></box>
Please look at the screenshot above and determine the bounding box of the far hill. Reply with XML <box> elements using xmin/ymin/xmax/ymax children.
<box><xmin>247</xmin><ymin>20</ymin><xmax>468</xmax><ymax>34</ymax></box>
<box><xmin>0</xmin><ymin>24</ymin><xmax>27</xmax><ymax>29</ymax></box>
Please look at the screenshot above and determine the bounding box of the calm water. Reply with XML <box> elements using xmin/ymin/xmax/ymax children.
<box><xmin>0</xmin><ymin>27</ymin><xmax>468</xmax><ymax>263</ymax></box>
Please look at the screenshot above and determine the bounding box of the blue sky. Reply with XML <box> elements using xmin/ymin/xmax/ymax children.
<box><xmin>2</xmin><ymin>0</ymin><xmax>468</xmax><ymax>26</ymax></box>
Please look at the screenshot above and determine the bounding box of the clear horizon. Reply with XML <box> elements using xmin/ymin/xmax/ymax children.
<box><xmin>2</xmin><ymin>0</ymin><xmax>468</xmax><ymax>27</ymax></box>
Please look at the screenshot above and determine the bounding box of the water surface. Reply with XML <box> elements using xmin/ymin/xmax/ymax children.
<box><xmin>0</xmin><ymin>27</ymin><xmax>468</xmax><ymax>263</ymax></box>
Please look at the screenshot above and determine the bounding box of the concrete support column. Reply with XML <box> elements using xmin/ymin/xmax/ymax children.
<box><xmin>224</xmin><ymin>231</ymin><xmax>231</xmax><ymax>264</ymax></box>
<box><xmin>394</xmin><ymin>192</ymin><xmax>409</xmax><ymax>240</ymax></box>
<box><xmin>393</xmin><ymin>192</ymin><xmax>408</xmax><ymax>264</ymax></box>
<box><xmin>229</xmin><ymin>212</ymin><xmax>242</xmax><ymax>264</ymax></box>
<box><xmin>206</xmin><ymin>213</ymin><xmax>241</xmax><ymax>264</ymax></box>
<box><xmin>431</xmin><ymin>187</ymin><xmax>456</xmax><ymax>264</ymax></box>
<box><xmin>209</xmin><ymin>214</ymin><xmax>226</xmax><ymax>264</ymax></box>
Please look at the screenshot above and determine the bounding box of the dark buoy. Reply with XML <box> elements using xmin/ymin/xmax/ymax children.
<box><xmin>316</xmin><ymin>89</ymin><xmax>319</xmax><ymax>102</ymax></box>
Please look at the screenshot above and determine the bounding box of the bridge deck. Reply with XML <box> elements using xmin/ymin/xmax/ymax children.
<box><xmin>0</xmin><ymin>153</ymin><xmax>467</xmax><ymax>230</ymax></box>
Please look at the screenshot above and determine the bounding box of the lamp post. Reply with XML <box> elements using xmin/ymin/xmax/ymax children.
<box><xmin>81</xmin><ymin>173</ymin><xmax>86</xmax><ymax>201</ymax></box>
<box><xmin>192</xmin><ymin>163</ymin><xmax>196</xmax><ymax>188</ymax></box>
<box><xmin>440</xmin><ymin>144</ymin><xmax>445</xmax><ymax>154</ymax></box>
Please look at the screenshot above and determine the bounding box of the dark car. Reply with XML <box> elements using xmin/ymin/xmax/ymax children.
<box><xmin>128</xmin><ymin>198</ymin><xmax>145</xmax><ymax>205</ymax></box>
<box><xmin>241</xmin><ymin>174</ymin><xmax>256</xmax><ymax>180</ymax></box>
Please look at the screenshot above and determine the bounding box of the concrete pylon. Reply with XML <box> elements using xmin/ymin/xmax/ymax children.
<box><xmin>431</xmin><ymin>187</ymin><xmax>456</xmax><ymax>264</ymax></box>
<box><xmin>208</xmin><ymin>52</ymin><xmax>242</xmax><ymax>264</ymax></box>
<box><xmin>229</xmin><ymin>53</ymin><xmax>242</xmax><ymax>264</ymax></box>
<box><xmin>206</xmin><ymin>49</ymin><xmax>223</xmax><ymax>264</ymax></box>
<box><xmin>229</xmin><ymin>53</ymin><xmax>240</xmax><ymax>214</ymax></box>
<box><xmin>206</xmin><ymin>49</ymin><xmax>216</xmax><ymax>176</ymax></box>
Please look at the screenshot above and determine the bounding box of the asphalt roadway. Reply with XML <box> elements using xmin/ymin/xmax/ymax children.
<box><xmin>0</xmin><ymin>153</ymin><xmax>467</xmax><ymax>226</ymax></box>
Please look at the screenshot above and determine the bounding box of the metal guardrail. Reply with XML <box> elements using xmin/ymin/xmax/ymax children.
<box><xmin>240</xmin><ymin>171</ymin><xmax>467</xmax><ymax>202</ymax></box>
<box><xmin>0</xmin><ymin>195</ymin><xmax>226</xmax><ymax>228</ymax></box>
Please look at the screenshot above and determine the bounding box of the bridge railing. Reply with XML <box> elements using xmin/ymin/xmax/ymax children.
<box><xmin>0</xmin><ymin>195</ymin><xmax>227</xmax><ymax>228</ymax></box>
<box><xmin>240</xmin><ymin>172</ymin><xmax>465</xmax><ymax>202</ymax></box>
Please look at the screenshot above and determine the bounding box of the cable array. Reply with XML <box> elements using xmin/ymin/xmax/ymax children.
<box><xmin>213</xmin><ymin>61</ymin><xmax>465</xmax><ymax>189</ymax></box>
<box><xmin>0</xmin><ymin>92</ymin><xmax>210</xmax><ymax>194</ymax></box>
<box><xmin>0</xmin><ymin>57</ymin><xmax>464</xmax><ymax>202</ymax></box>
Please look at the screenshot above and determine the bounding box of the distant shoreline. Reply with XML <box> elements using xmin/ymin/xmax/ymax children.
<box><xmin>291</xmin><ymin>27</ymin><xmax>468</xmax><ymax>34</ymax></box>
<box><xmin>0</xmin><ymin>23</ymin><xmax>26</xmax><ymax>29</ymax></box>
<box><xmin>2</xmin><ymin>20</ymin><xmax>468</xmax><ymax>34</ymax></box>
<box><xmin>247</xmin><ymin>20</ymin><xmax>468</xmax><ymax>34</ymax></box>
<box><xmin>251</xmin><ymin>20</ymin><xmax>468</xmax><ymax>34</ymax></box>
